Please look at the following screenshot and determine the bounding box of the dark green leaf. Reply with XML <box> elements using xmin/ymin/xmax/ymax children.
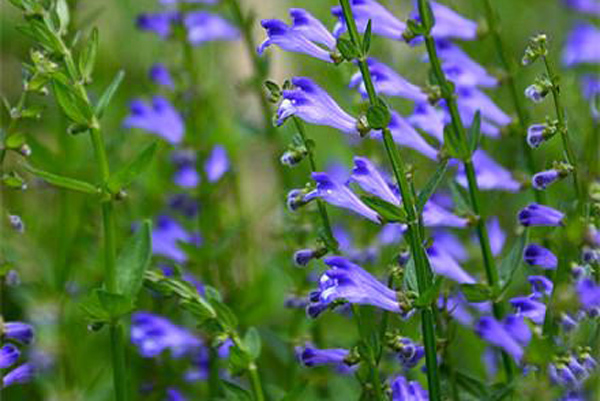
<box><xmin>222</xmin><ymin>380</ymin><xmax>252</xmax><ymax>401</ymax></box>
<box><xmin>116</xmin><ymin>220</ymin><xmax>152</xmax><ymax>300</ymax></box>
<box><xmin>107</xmin><ymin>141</ymin><xmax>157</xmax><ymax>193</ymax></box>
<box><xmin>414</xmin><ymin>276</ymin><xmax>444</xmax><ymax>307</ymax></box>
<box><xmin>17</xmin><ymin>20</ymin><xmax>62</xmax><ymax>53</ymax></box>
<box><xmin>52</xmin><ymin>79</ymin><xmax>93</xmax><ymax>125</ymax></box>
<box><xmin>336</xmin><ymin>38</ymin><xmax>360</xmax><ymax>61</ymax></box>
<box><xmin>23</xmin><ymin>163</ymin><xmax>98</xmax><ymax>194</ymax></box>
<box><xmin>443</xmin><ymin>124</ymin><xmax>466</xmax><ymax>159</ymax></box>
<box><xmin>453</xmin><ymin>370</ymin><xmax>489</xmax><ymax>398</ymax></box>
<box><xmin>243</xmin><ymin>327</ymin><xmax>262</xmax><ymax>361</ymax></box>
<box><xmin>460</xmin><ymin>283</ymin><xmax>493</xmax><ymax>303</ymax></box>
<box><xmin>499</xmin><ymin>229</ymin><xmax>529</xmax><ymax>289</ymax></box>
<box><xmin>406</xmin><ymin>19</ymin><xmax>426</xmax><ymax>36</ymax></box>
<box><xmin>417</xmin><ymin>160</ymin><xmax>448</xmax><ymax>211</ymax></box>
<box><xmin>362</xmin><ymin>20</ymin><xmax>372</xmax><ymax>54</ymax></box>
<box><xmin>210</xmin><ymin>299</ymin><xmax>238</xmax><ymax>329</ymax></box>
<box><xmin>96</xmin><ymin>289</ymin><xmax>134</xmax><ymax>319</ymax></box>
<box><xmin>366</xmin><ymin>98</ymin><xmax>391</xmax><ymax>130</ymax></box>
<box><xmin>360</xmin><ymin>195</ymin><xmax>406</xmax><ymax>223</ymax></box>
<box><xmin>468</xmin><ymin>111</ymin><xmax>482</xmax><ymax>154</ymax></box>
<box><xmin>449</xmin><ymin>182</ymin><xmax>471</xmax><ymax>214</ymax></box>
<box><xmin>95</xmin><ymin>70</ymin><xmax>125</xmax><ymax>118</ymax></box>
<box><xmin>264</xmin><ymin>80</ymin><xmax>281</xmax><ymax>102</ymax></box>
<box><xmin>79</xmin><ymin>28</ymin><xmax>98</xmax><ymax>82</ymax></box>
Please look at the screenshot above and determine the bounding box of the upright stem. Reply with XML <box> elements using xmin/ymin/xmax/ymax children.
<box><xmin>248</xmin><ymin>364</ymin><xmax>265</xmax><ymax>401</ymax></box>
<box><xmin>416</xmin><ymin>0</ymin><xmax>513</xmax><ymax>380</ymax></box>
<box><xmin>480</xmin><ymin>0</ymin><xmax>545</xmax><ymax>204</ymax></box>
<box><xmin>542</xmin><ymin>55</ymin><xmax>581</xmax><ymax>202</ymax></box>
<box><xmin>338</xmin><ymin>1</ymin><xmax>441</xmax><ymax>399</ymax></box>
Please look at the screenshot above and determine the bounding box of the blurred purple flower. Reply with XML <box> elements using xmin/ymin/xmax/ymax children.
<box><xmin>532</xmin><ymin>169</ymin><xmax>561</xmax><ymax>190</ymax></box>
<box><xmin>152</xmin><ymin>215</ymin><xmax>197</xmax><ymax>263</ymax></box>
<box><xmin>390</xmin><ymin>375</ymin><xmax>429</xmax><ymax>400</ymax></box>
<box><xmin>124</xmin><ymin>97</ymin><xmax>184</xmax><ymax>144</ymax></box>
<box><xmin>523</xmin><ymin>243</ymin><xmax>558</xmax><ymax>270</ymax></box>
<box><xmin>456</xmin><ymin>150</ymin><xmax>520</xmax><ymax>192</ymax></box>
<box><xmin>131</xmin><ymin>312</ymin><xmax>202</xmax><ymax>358</ymax></box>
<box><xmin>576</xmin><ymin>278</ymin><xmax>600</xmax><ymax>313</ymax></box>
<box><xmin>580</xmin><ymin>74</ymin><xmax>600</xmax><ymax>120</ymax></box>
<box><xmin>277</xmin><ymin>77</ymin><xmax>357</xmax><ymax>133</ymax></box>
<box><xmin>0</xmin><ymin>344</ymin><xmax>20</xmax><ymax>369</ymax></box>
<box><xmin>435</xmin><ymin>40</ymin><xmax>498</xmax><ymax>88</ymax></box>
<box><xmin>299</xmin><ymin>345</ymin><xmax>349</xmax><ymax>367</ymax></box>
<box><xmin>168</xmin><ymin>194</ymin><xmax>199</xmax><ymax>218</ymax></box>
<box><xmin>3</xmin><ymin>322</ymin><xmax>34</xmax><ymax>344</ymax></box>
<box><xmin>526</xmin><ymin>124</ymin><xmax>549</xmax><ymax>148</ymax></box>
<box><xmin>454</xmin><ymin>87</ymin><xmax>511</xmax><ymax>137</ymax></box>
<box><xmin>205</xmin><ymin>145</ymin><xmax>229</xmax><ymax>183</ymax></box>
<box><xmin>137</xmin><ymin>11</ymin><xmax>179</xmax><ymax>38</ymax></box>
<box><xmin>184</xmin><ymin>11</ymin><xmax>239</xmax><ymax>46</ymax></box>
<box><xmin>564</xmin><ymin>0</ymin><xmax>600</xmax><ymax>15</ymax></box>
<box><xmin>510</xmin><ymin>295</ymin><xmax>547</xmax><ymax>325</ymax></box>
<box><xmin>432</xmin><ymin>230</ymin><xmax>468</xmax><ymax>261</ymax></box>
<box><xmin>475</xmin><ymin>314</ymin><xmax>530</xmax><ymax>362</ymax></box>
<box><xmin>427</xmin><ymin>246</ymin><xmax>475</xmax><ymax>284</ymax></box>
<box><xmin>528</xmin><ymin>275</ymin><xmax>554</xmax><ymax>298</ymax></box>
<box><xmin>423</xmin><ymin>201</ymin><xmax>468</xmax><ymax>228</ymax></box>
<box><xmin>408</xmin><ymin>102</ymin><xmax>446</xmax><ymax>142</ymax></box>
<box><xmin>166</xmin><ymin>387</ymin><xmax>187</xmax><ymax>401</ymax></box>
<box><xmin>258</xmin><ymin>9</ymin><xmax>336</xmax><ymax>62</ymax></box>
<box><xmin>149</xmin><ymin>63</ymin><xmax>175</xmax><ymax>89</ymax></box>
<box><xmin>425</xmin><ymin>1</ymin><xmax>478</xmax><ymax>41</ymax></box>
<box><xmin>332</xmin><ymin>0</ymin><xmax>406</xmax><ymax>40</ymax></box>
<box><xmin>3</xmin><ymin>363</ymin><xmax>35</xmax><ymax>388</ymax></box>
<box><xmin>562</xmin><ymin>22</ymin><xmax>600</xmax><ymax>66</ymax></box>
<box><xmin>518</xmin><ymin>203</ymin><xmax>565</xmax><ymax>227</ymax></box>
<box><xmin>349</xmin><ymin>156</ymin><xmax>399</xmax><ymax>205</ymax></box>
<box><xmin>396</xmin><ymin>337</ymin><xmax>425</xmax><ymax>369</ymax></box>
<box><xmin>488</xmin><ymin>217</ymin><xmax>506</xmax><ymax>256</ymax></box>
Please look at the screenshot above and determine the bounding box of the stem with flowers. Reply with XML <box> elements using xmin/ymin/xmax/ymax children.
<box><xmin>415</xmin><ymin>0</ymin><xmax>514</xmax><ymax>380</ymax></box>
<box><xmin>338</xmin><ymin>1</ymin><xmax>442</xmax><ymax>399</ymax></box>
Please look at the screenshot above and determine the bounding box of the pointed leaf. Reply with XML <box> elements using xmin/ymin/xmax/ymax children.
<box><xmin>414</xmin><ymin>276</ymin><xmax>444</xmax><ymax>307</ymax></box>
<box><xmin>417</xmin><ymin>160</ymin><xmax>448</xmax><ymax>211</ymax></box>
<box><xmin>468</xmin><ymin>111</ymin><xmax>482</xmax><ymax>154</ymax></box>
<box><xmin>499</xmin><ymin>229</ymin><xmax>529</xmax><ymax>290</ymax></box>
<box><xmin>23</xmin><ymin>163</ymin><xmax>98</xmax><ymax>194</ymax></box>
<box><xmin>116</xmin><ymin>220</ymin><xmax>152</xmax><ymax>300</ymax></box>
<box><xmin>243</xmin><ymin>327</ymin><xmax>262</xmax><ymax>361</ymax></box>
<box><xmin>336</xmin><ymin>38</ymin><xmax>360</xmax><ymax>61</ymax></box>
<box><xmin>460</xmin><ymin>283</ymin><xmax>493</xmax><ymax>303</ymax></box>
<box><xmin>95</xmin><ymin>70</ymin><xmax>125</xmax><ymax>118</ymax></box>
<box><xmin>107</xmin><ymin>141</ymin><xmax>157</xmax><ymax>193</ymax></box>
<box><xmin>360</xmin><ymin>195</ymin><xmax>406</xmax><ymax>223</ymax></box>
<box><xmin>362</xmin><ymin>19</ymin><xmax>372</xmax><ymax>55</ymax></box>
<box><xmin>52</xmin><ymin>78</ymin><xmax>93</xmax><ymax>125</ymax></box>
<box><xmin>79</xmin><ymin>28</ymin><xmax>98</xmax><ymax>82</ymax></box>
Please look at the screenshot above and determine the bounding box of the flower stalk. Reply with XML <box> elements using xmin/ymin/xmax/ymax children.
<box><xmin>338</xmin><ymin>1</ymin><xmax>441</xmax><ymax>399</ymax></box>
<box><xmin>416</xmin><ymin>0</ymin><xmax>513</xmax><ymax>380</ymax></box>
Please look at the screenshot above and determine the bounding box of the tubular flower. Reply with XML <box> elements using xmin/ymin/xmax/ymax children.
<box><xmin>510</xmin><ymin>295</ymin><xmax>547</xmax><ymax>325</ymax></box>
<box><xmin>332</xmin><ymin>0</ymin><xmax>406</xmax><ymax>40</ymax></box>
<box><xmin>305</xmin><ymin>172</ymin><xmax>380</xmax><ymax>223</ymax></box>
<box><xmin>532</xmin><ymin>169</ymin><xmax>561</xmax><ymax>190</ymax></box>
<box><xmin>349</xmin><ymin>156</ymin><xmax>399</xmax><ymax>205</ymax></box>
<box><xmin>394</xmin><ymin>337</ymin><xmax>425</xmax><ymax>369</ymax></box>
<box><xmin>562</xmin><ymin>23</ymin><xmax>600</xmax><ymax>67</ymax></box>
<box><xmin>408</xmin><ymin>102</ymin><xmax>446</xmax><ymax>142</ymax></box>
<box><xmin>422</xmin><ymin>1</ymin><xmax>478</xmax><ymax>41</ymax></box>
<box><xmin>523</xmin><ymin>244</ymin><xmax>558</xmax><ymax>270</ymax></box>
<box><xmin>518</xmin><ymin>203</ymin><xmax>565</xmax><ymax>227</ymax></box>
<box><xmin>183</xmin><ymin>11</ymin><xmax>239</xmax><ymax>46</ymax></box>
<box><xmin>371</xmin><ymin>111</ymin><xmax>439</xmax><ymax>160</ymax></box>
<box><xmin>204</xmin><ymin>145</ymin><xmax>229</xmax><ymax>183</ymax></box>
<box><xmin>298</xmin><ymin>345</ymin><xmax>350</xmax><ymax>367</ymax></box>
<box><xmin>307</xmin><ymin>256</ymin><xmax>403</xmax><ymax>317</ymax></box>
<box><xmin>526</xmin><ymin>124</ymin><xmax>551</xmax><ymax>148</ymax></box>
<box><xmin>390</xmin><ymin>375</ymin><xmax>429</xmax><ymax>401</ymax></box>
<box><xmin>0</xmin><ymin>344</ymin><xmax>20</xmax><ymax>369</ymax></box>
<box><xmin>580</xmin><ymin>75</ymin><xmax>600</xmax><ymax>120</ymax></box>
<box><xmin>130</xmin><ymin>312</ymin><xmax>202</xmax><ymax>358</ymax></box>
<box><xmin>426</xmin><ymin>246</ymin><xmax>475</xmax><ymax>284</ymax></box>
<box><xmin>528</xmin><ymin>275</ymin><xmax>554</xmax><ymax>299</ymax></box>
<box><xmin>452</xmin><ymin>87</ymin><xmax>512</xmax><ymax>138</ymax></box>
<box><xmin>2</xmin><ymin>363</ymin><xmax>35</xmax><ymax>388</ymax></box>
<box><xmin>475</xmin><ymin>314</ymin><xmax>531</xmax><ymax>362</ymax></box>
<box><xmin>277</xmin><ymin>77</ymin><xmax>357</xmax><ymax>133</ymax></box>
<box><xmin>456</xmin><ymin>150</ymin><xmax>521</xmax><ymax>192</ymax></box>
<box><xmin>3</xmin><ymin>322</ymin><xmax>34</xmax><ymax>344</ymax></box>
<box><xmin>422</xmin><ymin>201</ymin><xmax>468</xmax><ymax>228</ymax></box>
<box><xmin>435</xmin><ymin>40</ymin><xmax>498</xmax><ymax>88</ymax></box>
<box><xmin>124</xmin><ymin>97</ymin><xmax>184</xmax><ymax>144</ymax></box>
<box><xmin>576</xmin><ymin>278</ymin><xmax>600</xmax><ymax>314</ymax></box>
<box><xmin>149</xmin><ymin>63</ymin><xmax>175</xmax><ymax>88</ymax></box>
<box><xmin>349</xmin><ymin>58</ymin><xmax>427</xmax><ymax>102</ymax></box>
<box><xmin>258</xmin><ymin>9</ymin><xmax>336</xmax><ymax>62</ymax></box>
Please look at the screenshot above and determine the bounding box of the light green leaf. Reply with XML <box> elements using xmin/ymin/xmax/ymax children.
<box><xmin>116</xmin><ymin>220</ymin><xmax>152</xmax><ymax>300</ymax></box>
<box><xmin>243</xmin><ymin>327</ymin><xmax>262</xmax><ymax>361</ymax></box>
<box><xmin>52</xmin><ymin>78</ymin><xmax>93</xmax><ymax>125</ymax></box>
<box><xmin>468</xmin><ymin>111</ymin><xmax>482</xmax><ymax>155</ymax></box>
<box><xmin>55</xmin><ymin>0</ymin><xmax>70</xmax><ymax>35</ymax></box>
<box><xmin>417</xmin><ymin>160</ymin><xmax>448</xmax><ymax>211</ymax></box>
<box><xmin>107</xmin><ymin>141</ymin><xmax>157</xmax><ymax>193</ymax></box>
<box><xmin>95</xmin><ymin>70</ymin><xmax>125</xmax><ymax>118</ymax></box>
<box><xmin>499</xmin><ymin>229</ymin><xmax>529</xmax><ymax>290</ymax></box>
<box><xmin>79</xmin><ymin>28</ymin><xmax>98</xmax><ymax>82</ymax></box>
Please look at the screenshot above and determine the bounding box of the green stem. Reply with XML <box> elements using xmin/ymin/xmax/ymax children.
<box><xmin>248</xmin><ymin>363</ymin><xmax>265</xmax><ymax>401</ymax></box>
<box><xmin>416</xmin><ymin>0</ymin><xmax>513</xmax><ymax>381</ymax></box>
<box><xmin>480</xmin><ymin>0</ymin><xmax>545</xmax><ymax>204</ymax></box>
<box><xmin>541</xmin><ymin>55</ymin><xmax>581</xmax><ymax>202</ymax></box>
<box><xmin>339</xmin><ymin>1</ymin><xmax>441</xmax><ymax>399</ymax></box>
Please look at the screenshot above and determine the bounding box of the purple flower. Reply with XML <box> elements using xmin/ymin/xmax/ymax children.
<box><xmin>0</xmin><ymin>344</ymin><xmax>20</xmax><ymax>369</ymax></box>
<box><xmin>390</xmin><ymin>375</ymin><xmax>429</xmax><ymax>401</ymax></box>
<box><xmin>166</xmin><ymin>387</ymin><xmax>187</xmax><ymax>401</ymax></box>
<box><xmin>137</xmin><ymin>11</ymin><xmax>179</xmax><ymax>38</ymax></box>
<box><xmin>349</xmin><ymin>156</ymin><xmax>399</xmax><ymax>205</ymax></box>
<box><xmin>305</xmin><ymin>172</ymin><xmax>380</xmax><ymax>223</ymax></box>
<box><xmin>518</xmin><ymin>203</ymin><xmax>565</xmax><ymax>227</ymax></box>
<box><xmin>277</xmin><ymin>77</ymin><xmax>357</xmax><ymax>133</ymax></box>
<box><xmin>433</xmin><ymin>230</ymin><xmax>468</xmax><ymax>261</ymax></box>
<box><xmin>426</xmin><ymin>1</ymin><xmax>478</xmax><ymax>41</ymax></box>
<box><xmin>371</xmin><ymin>111</ymin><xmax>439</xmax><ymax>160</ymax></box>
<box><xmin>124</xmin><ymin>97</ymin><xmax>184</xmax><ymax>144</ymax></box>
<box><xmin>503</xmin><ymin>314</ymin><xmax>532</xmax><ymax>345</ymax></box>
<box><xmin>408</xmin><ymin>102</ymin><xmax>446</xmax><ymax>142</ymax></box>
<box><xmin>258</xmin><ymin>9</ymin><xmax>336</xmax><ymax>62</ymax></box>
<box><xmin>149</xmin><ymin>63</ymin><xmax>175</xmax><ymax>88</ymax></box>
<box><xmin>349</xmin><ymin>58</ymin><xmax>427</xmax><ymax>102</ymax></box>
<box><xmin>183</xmin><ymin>12</ymin><xmax>239</xmax><ymax>46</ymax></box>
<box><xmin>564</xmin><ymin>0</ymin><xmax>600</xmax><ymax>15</ymax></box>
<box><xmin>299</xmin><ymin>345</ymin><xmax>349</xmax><ymax>367</ymax></box>
<box><xmin>580</xmin><ymin>74</ymin><xmax>600</xmax><ymax>120</ymax></box>
<box><xmin>532</xmin><ymin>169</ymin><xmax>560</xmax><ymax>190</ymax></box>
<box><xmin>422</xmin><ymin>201</ymin><xmax>468</xmax><ymax>228</ymax></box>
<box><xmin>3</xmin><ymin>363</ymin><xmax>35</xmax><ymax>388</ymax></box>
<box><xmin>427</xmin><ymin>246</ymin><xmax>475</xmax><ymax>284</ymax></box>
<box><xmin>523</xmin><ymin>244</ymin><xmax>558</xmax><ymax>270</ymax></box>
<box><xmin>526</xmin><ymin>124</ymin><xmax>549</xmax><ymax>148</ymax></box>
<box><xmin>475</xmin><ymin>315</ymin><xmax>530</xmax><ymax>362</ymax></box>
<box><xmin>525</xmin><ymin>84</ymin><xmax>548</xmax><ymax>103</ymax></box>
<box><xmin>204</xmin><ymin>145</ymin><xmax>229</xmax><ymax>183</ymax></box>
<box><xmin>510</xmin><ymin>295</ymin><xmax>547</xmax><ymax>325</ymax></box>
<box><xmin>307</xmin><ymin>256</ymin><xmax>402</xmax><ymax>316</ymax></box>
<box><xmin>332</xmin><ymin>0</ymin><xmax>406</xmax><ymax>40</ymax></box>
<box><xmin>378</xmin><ymin>223</ymin><xmax>406</xmax><ymax>245</ymax></box>
<box><xmin>294</xmin><ymin>249</ymin><xmax>316</xmax><ymax>267</ymax></box>
<box><xmin>456</xmin><ymin>150</ymin><xmax>521</xmax><ymax>192</ymax></box>
<box><xmin>395</xmin><ymin>337</ymin><xmax>425</xmax><ymax>369</ymax></box>
<box><xmin>174</xmin><ymin>166</ymin><xmax>200</xmax><ymax>188</ymax></box>
<box><xmin>488</xmin><ymin>217</ymin><xmax>506</xmax><ymax>256</ymax></box>
<box><xmin>549</xmin><ymin>363</ymin><xmax>579</xmax><ymax>388</ymax></box>
<box><xmin>528</xmin><ymin>275</ymin><xmax>554</xmax><ymax>298</ymax></box>
<box><xmin>562</xmin><ymin>23</ymin><xmax>600</xmax><ymax>67</ymax></box>
<box><xmin>454</xmin><ymin>87</ymin><xmax>512</xmax><ymax>137</ymax></box>
<box><xmin>131</xmin><ymin>312</ymin><xmax>202</xmax><ymax>358</ymax></box>
<box><xmin>435</xmin><ymin>40</ymin><xmax>498</xmax><ymax>88</ymax></box>
<box><xmin>168</xmin><ymin>194</ymin><xmax>199</xmax><ymax>218</ymax></box>
<box><xmin>576</xmin><ymin>278</ymin><xmax>600</xmax><ymax>312</ymax></box>
<box><xmin>3</xmin><ymin>322</ymin><xmax>34</xmax><ymax>344</ymax></box>
<box><xmin>152</xmin><ymin>215</ymin><xmax>197</xmax><ymax>263</ymax></box>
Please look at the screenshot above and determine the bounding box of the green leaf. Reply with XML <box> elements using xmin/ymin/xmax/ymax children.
<box><xmin>116</xmin><ymin>220</ymin><xmax>152</xmax><ymax>301</ymax></box>
<box><xmin>79</xmin><ymin>28</ymin><xmax>98</xmax><ymax>82</ymax></box>
<box><xmin>222</xmin><ymin>380</ymin><xmax>252</xmax><ymax>401</ymax></box>
<box><xmin>107</xmin><ymin>141</ymin><xmax>157</xmax><ymax>193</ymax></box>
<box><xmin>366</xmin><ymin>98</ymin><xmax>391</xmax><ymax>130</ymax></box>
<box><xmin>403</xmin><ymin>256</ymin><xmax>418</xmax><ymax>293</ymax></box>
<box><xmin>498</xmin><ymin>229</ymin><xmax>529</xmax><ymax>289</ymax></box>
<box><xmin>360</xmin><ymin>195</ymin><xmax>406</xmax><ymax>223</ymax></box>
<box><xmin>209</xmin><ymin>298</ymin><xmax>238</xmax><ymax>329</ymax></box>
<box><xmin>449</xmin><ymin>182</ymin><xmax>471</xmax><ymax>214</ymax></box>
<box><xmin>5</xmin><ymin>132</ymin><xmax>26</xmax><ymax>150</ymax></box>
<box><xmin>336</xmin><ymin>38</ymin><xmax>360</xmax><ymax>61</ymax></box>
<box><xmin>406</xmin><ymin>19</ymin><xmax>426</xmax><ymax>36</ymax></box>
<box><xmin>362</xmin><ymin>19</ymin><xmax>372</xmax><ymax>55</ymax></box>
<box><xmin>460</xmin><ymin>283</ymin><xmax>493</xmax><ymax>303</ymax></box>
<box><xmin>17</xmin><ymin>19</ymin><xmax>62</xmax><ymax>53</ymax></box>
<box><xmin>1</xmin><ymin>172</ymin><xmax>26</xmax><ymax>189</ymax></box>
<box><xmin>52</xmin><ymin>78</ymin><xmax>93</xmax><ymax>125</ymax></box>
<box><xmin>55</xmin><ymin>0</ymin><xmax>70</xmax><ymax>35</ymax></box>
<box><xmin>417</xmin><ymin>160</ymin><xmax>448</xmax><ymax>211</ymax></box>
<box><xmin>243</xmin><ymin>327</ymin><xmax>262</xmax><ymax>361</ymax></box>
<box><xmin>95</xmin><ymin>70</ymin><xmax>125</xmax><ymax>118</ymax></box>
<box><xmin>468</xmin><ymin>111</ymin><xmax>482</xmax><ymax>155</ymax></box>
<box><xmin>23</xmin><ymin>164</ymin><xmax>98</xmax><ymax>194</ymax></box>
<box><xmin>264</xmin><ymin>80</ymin><xmax>281</xmax><ymax>102</ymax></box>
<box><xmin>443</xmin><ymin>124</ymin><xmax>466</xmax><ymax>159</ymax></box>
<box><xmin>96</xmin><ymin>289</ymin><xmax>134</xmax><ymax>319</ymax></box>
<box><xmin>414</xmin><ymin>276</ymin><xmax>444</xmax><ymax>307</ymax></box>
<box><xmin>452</xmin><ymin>370</ymin><xmax>489</xmax><ymax>398</ymax></box>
